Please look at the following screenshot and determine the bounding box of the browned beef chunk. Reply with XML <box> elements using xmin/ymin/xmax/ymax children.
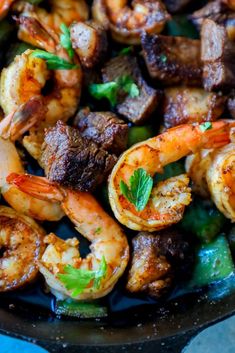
<box><xmin>74</xmin><ymin>107</ymin><xmax>128</xmax><ymax>155</ymax></box>
<box><xmin>126</xmin><ymin>229</ymin><xmax>191</xmax><ymax>298</ymax></box>
<box><xmin>162</xmin><ymin>87</ymin><xmax>226</xmax><ymax>128</ymax></box>
<box><xmin>141</xmin><ymin>32</ymin><xmax>202</xmax><ymax>86</ymax></box>
<box><xmin>191</xmin><ymin>1</ymin><xmax>227</xmax><ymax>30</ymax></box>
<box><xmin>190</xmin><ymin>1</ymin><xmax>235</xmax><ymax>41</ymax></box>
<box><xmin>228</xmin><ymin>90</ymin><xmax>235</xmax><ymax>118</ymax></box>
<box><xmin>41</xmin><ymin>121</ymin><xmax>117</xmax><ymax>192</ymax></box>
<box><xmin>201</xmin><ymin>19</ymin><xmax>235</xmax><ymax>91</ymax></box>
<box><xmin>70</xmin><ymin>21</ymin><xmax>107</xmax><ymax>68</ymax></box>
<box><xmin>163</xmin><ymin>0</ymin><xmax>192</xmax><ymax>13</ymax></box>
<box><xmin>102</xmin><ymin>55</ymin><xmax>160</xmax><ymax>124</ymax></box>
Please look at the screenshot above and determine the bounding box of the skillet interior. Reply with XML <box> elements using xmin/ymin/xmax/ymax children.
<box><xmin>0</xmin><ymin>287</ymin><xmax>235</xmax><ymax>352</ymax></box>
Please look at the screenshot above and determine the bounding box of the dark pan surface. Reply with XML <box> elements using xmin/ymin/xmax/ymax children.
<box><xmin>1</xmin><ymin>273</ymin><xmax>235</xmax><ymax>350</ymax></box>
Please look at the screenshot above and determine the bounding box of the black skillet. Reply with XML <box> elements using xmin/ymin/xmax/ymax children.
<box><xmin>1</xmin><ymin>287</ymin><xmax>235</xmax><ymax>353</ymax></box>
<box><xmin>1</xmin><ymin>1</ymin><xmax>235</xmax><ymax>351</ymax></box>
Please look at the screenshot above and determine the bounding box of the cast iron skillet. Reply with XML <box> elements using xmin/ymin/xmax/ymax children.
<box><xmin>1</xmin><ymin>1</ymin><xmax>235</xmax><ymax>351</ymax></box>
<box><xmin>0</xmin><ymin>283</ymin><xmax>235</xmax><ymax>353</ymax></box>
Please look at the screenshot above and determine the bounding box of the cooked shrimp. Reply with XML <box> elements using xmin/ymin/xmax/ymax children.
<box><xmin>0</xmin><ymin>44</ymin><xmax>81</xmax><ymax>160</ymax></box>
<box><xmin>108</xmin><ymin>121</ymin><xmax>235</xmax><ymax>231</ymax></box>
<box><xmin>207</xmin><ymin>143</ymin><xmax>235</xmax><ymax>221</ymax></box>
<box><xmin>0</xmin><ymin>205</ymin><xmax>45</xmax><ymax>292</ymax></box>
<box><xmin>7</xmin><ymin>174</ymin><xmax>129</xmax><ymax>300</ymax></box>
<box><xmin>14</xmin><ymin>0</ymin><xmax>89</xmax><ymax>34</ymax></box>
<box><xmin>92</xmin><ymin>0</ymin><xmax>170</xmax><ymax>44</ymax></box>
<box><xmin>185</xmin><ymin>149</ymin><xmax>213</xmax><ymax>199</ymax></box>
<box><xmin>0</xmin><ymin>137</ymin><xmax>64</xmax><ymax>221</ymax></box>
<box><xmin>0</xmin><ymin>0</ymin><xmax>14</xmax><ymax>20</ymax></box>
<box><xmin>0</xmin><ymin>96</ymin><xmax>46</xmax><ymax>142</ymax></box>
<box><xmin>0</xmin><ymin>47</ymin><xmax>81</xmax><ymax>122</ymax></box>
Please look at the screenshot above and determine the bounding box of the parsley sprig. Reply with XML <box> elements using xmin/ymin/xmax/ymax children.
<box><xmin>118</xmin><ymin>46</ymin><xmax>133</xmax><ymax>56</ymax></box>
<box><xmin>58</xmin><ymin>256</ymin><xmax>107</xmax><ymax>297</ymax></box>
<box><xmin>89</xmin><ymin>75</ymin><xmax>140</xmax><ymax>107</ymax></box>
<box><xmin>60</xmin><ymin>23</ymin><xmax>74</xmax><ymax>60</ymax></box>
<box><xmin>199</xmin><ymin>122</ymin><xmax>212</xmax><ymax>132</ymax></box>
<box><xmin>120</xmin><ymin>168</ymin><xmax>153</xmax><ymax>212</ymax></box>
<box><xmin>31</xmin><ymin>50</ymin><xmax>78</xmax><ymax>70</ymax></box>
<box><xmin>27</xmin><ymin>0</ymin><xmax>43</xmax><ymax>4</ymax></box>
<box><xmin>31</xmin><ymin>23</ymin><xmax>77</xmax><ymax>70</ymax></box>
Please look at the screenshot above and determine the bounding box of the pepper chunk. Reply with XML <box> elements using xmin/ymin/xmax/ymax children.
<box><xmin>189</xmin><ymin>235</ymin><xmax>234</xmax><ymax>288</ymax></box>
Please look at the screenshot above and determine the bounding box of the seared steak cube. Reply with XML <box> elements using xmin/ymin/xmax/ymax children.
<box><xmin>190</xmin><ymin>1</ymin><xmax>227</xmax><ymax>30</ymax></box>
<box><xmin>41</xmin><ymin>121</ymin><xmax>117</xmax><ymax>192</ymax></box>
<box><xmin>126</xmin><ymin>229</ymin><xmax>191</xmax><ymax>298</ymax></box>
<box><xmin>102</xmin><ymin>55</ymin><xmax>160</xmax><ymax>124</ymax></box>
<box><xmin>74</xmin><ymin>107</ymin><xmax>128</xmax><ymax>155</ymax></box>
<box><xmin>190</xmin><ymin>0</ymin><xmax>235</xmax><ymax>41</ymax></box>
<box><xmin>70</xmin><ymin>20</ymin><xmax>107</xmax><ymax>68</ymax></box>
<box><xmin>162</xmin><ymin>87</ymin><xmax>225</xmax><ymax>128</ymax></box>
<box><xmin>201</xmin><ymin>19</ymin><xmax>235</xmax><ymax>91</ymax></box>
<box><xmin>141</xmin><ymin>32</ymin><xmax>202</xmax><ymax>86</ymax></box>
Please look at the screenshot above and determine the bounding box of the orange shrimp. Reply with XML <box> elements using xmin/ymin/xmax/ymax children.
<box><xmin>92</xmin><ymin>0</ymin><xmax>170</xmax><ymax>44</ymax></box>
<box><xmin>108</xmin><ymin>121</ymin><xmax>235</xmax><ymax>231</ymax></box>
<box><xmin>7</xmin><ymin>174</ymin><xmax>129</xmax><ymax>300</ymax></box>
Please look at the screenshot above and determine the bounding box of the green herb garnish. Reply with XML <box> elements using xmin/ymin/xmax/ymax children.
<box><xmin>58</xmin><ymin>256</ymin><xmax>107</xmax><ymax>297</ymax></box>
<box><xmin>27</xmin><ymin>0</ymin><xmax>43</xmax><ymax>4</ymax></box>
<box><xmin>120</xmin><ymin>168</ymin><xmax>153</xmax><ymax>212</ymax></box>
<box><xmin>89</xmin><ymin>75</ymin><xmax>140</xmax><ymax>106</ymax></box>
<box><xmin>199</xmin><ymin>122</ymin><xmax>212</xmax><ymax>132</ymax></box>
<box><xmin>118</xmin><ymin>46</ymin><xmax>133</xmax><ymax>56</ymax></box>
<box><xmin>60</xmin><ymin>23</ymin><xmax>74</xmax><ymax>60</ymax></box>
<box><xmin>117</xmin><ymin>75</ymin><xmax>139</xmax><ymax>98</ymax></box>
<box><xmin>160</xmin><ymin>54</ymin><xmax>167</xmax><ymax>63</ymax></box>
<box><xmin>89</xmin><ymin>81</ymin><xmax>118</xmax><ymax>106</ymax></box>
<box><xmin>31</xmin><ymin>50</ymin><xmax>78</xmax><ymax>70</ymax></box>
<box><xmin>94</xmin><ymin>227</ymin><xmax>102</xmax><ymax>234</ymax></box>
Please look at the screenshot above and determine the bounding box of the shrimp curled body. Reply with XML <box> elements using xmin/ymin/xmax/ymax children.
<box><xmin>0</xmin><ymin>48</ymin><xmax>81</xmax><ymax>161</ymax></box>
<box><xmin>0</xmin><ymin>206</ymin><xmax>45</xmax><ymax>292</ymax></box>
<box><xmin>92</xmin><ymin>0</ymin><xmax>169</xmax><ymax>44</ymax></box>
<box><xmin>7</xmin><ymin>174</ymin><xmax>129</xmax><ymax>300</ymax></box>
<box><xmin>15</xmin><ymin>0</ymin><xmax>89</xmax><ymax>34</ymax></box>
<box><xmin>0</xmin><ymin>137</ymin><xmax>64</xmax><ymax>221</ymax></box>
<box><xmin>187</xmin><ymin>143</ymin><xmax>235</xmax><ymax>222</ymax></box>
<box><xmin>0</xmin><ymin>0</ymin><xmax>14</xmax><ymax>20</ymax></box>
<box><xmin>108</xmin><ymin>121</ymin><xmax>235</xmax><ymax>232</ymax></box>
<box><xmin>207</xmin><ymin>143</ymin><xmax>235</xmax><ymax>221</ymax></box>
<box><xmin>185</xmin><ymin>149</ymin><xmax>213</xmax><ymax>199</ymax></box>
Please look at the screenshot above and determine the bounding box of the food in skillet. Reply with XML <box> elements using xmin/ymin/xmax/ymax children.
<box><xmin>0</xmin><ymin>0</ymin><xmax>235</xmax><ymax>319</ymax></box>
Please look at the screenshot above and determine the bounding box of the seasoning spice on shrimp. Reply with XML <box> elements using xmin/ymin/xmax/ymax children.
<box><xmin>0</xmin><ymin>206</ymin><xmax>45</xmax><ymax>292</ymax></box>
<box><xmin>14</xmin><ymin>0</ymin><xmax>89</xmax><ymax>34</ymax></box>
<box><xmin>0</xmin><ymin>21</ymin><xmax>82</xmax><ymax>163</ymax></box>
<box><xmin>108</xmin><ymin>121</ymin><xmax>235</xmax><ymax>232</ymax></box>
<box><xmin>7</xmin><ymin>174</ymin><xmax>129</xmax><ymax>300</ymax></box>
<box><xmin>0</xmin><ymin>137</ymin><xmax>64</xmax><ymax>221</ymax></box>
